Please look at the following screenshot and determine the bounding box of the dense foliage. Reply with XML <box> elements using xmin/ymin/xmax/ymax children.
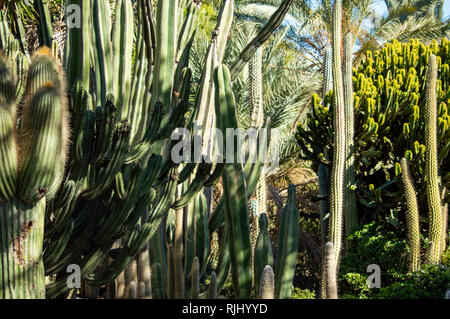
<box><xmin>297</xmin><ymin>38</ymin><xmax>450</xmax><ymax>222</ymax></box>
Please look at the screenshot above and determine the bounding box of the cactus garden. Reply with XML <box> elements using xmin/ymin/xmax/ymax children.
<box><xmin>0</xmin><ymin>0</ymin><xmax>448</xmax><ymax>300</ymax></box>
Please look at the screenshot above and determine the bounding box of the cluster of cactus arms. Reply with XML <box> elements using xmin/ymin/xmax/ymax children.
<box><xmin>0</xmin><ymin>0</ymin><xmax>298</xmax><ymax>299</ymax></box>
<box><xmin>297</xmin><ymin>24</ymin><xmax>449</xmax><ymax>271</ymax></box>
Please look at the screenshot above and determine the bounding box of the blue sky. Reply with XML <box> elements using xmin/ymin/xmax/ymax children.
<box><xmin>443</xmin><ymin>0</ymin><xmax>450</xmax><ymax>18</ymax></box>
<box><xmin>373</xmin><ymin>0</ymin><xmax>450</xmax><ymax>18</ymax></box>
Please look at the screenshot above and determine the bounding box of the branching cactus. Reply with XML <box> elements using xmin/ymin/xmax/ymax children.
<box><xmin>0</xmin><ymin>0</ymin><xmax>294</xmax><ymax>299</ymax></box>
<box><xmin>0</xmin><ymin>47</ymin><xmax>68</xmax><ymax>299</ymax></box>
<box><xmin>400</xmin><ymin>158</ymin><xmax>421</xmax><ymax>272</ymax></box>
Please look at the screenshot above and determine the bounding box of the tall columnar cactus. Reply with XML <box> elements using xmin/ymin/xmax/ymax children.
<box><xmin>329</xmin><ymin>0</ymin><xmax>345</xmax><ymax>271</ymax></box>
<box><xmin>0</xmin><ymin>47</ymin><xmax>68</xmax><ymax>298</ymax></box>
<box><xmin>274</xmin><ymin>184</ymin><xmax>299</xmax><ymax>299</ymax></box>
<box><xmin>400</xmin><ymin>158</ymin><xmax>421</xmax><ymax>272</ymax></box>
<box><xmin>319</xmin><ymin>48</ymin><xmax>332</xmax><ymax>300</ymax></box>
<box><xmin>214</xmin><ymin>64</ymin><xmax>253</xmax><ymax>298</ymax></box>
<box><xmin>248</xmin><ymin>45</ymin><xmax>266</xmax><ymax>281</ymax></box>
<box><xmin>425</xmin><ymin>54</ymin><xmax>444</xmax><ymax>264</ymax></box>
<box><xmin>343</xmin><ymin>32</ymin><xmax>357</xmax><ymax>239</ymax></box>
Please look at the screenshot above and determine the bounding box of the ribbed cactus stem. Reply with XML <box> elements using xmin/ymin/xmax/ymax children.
<box><xmin>151</xmin><ymin>263</ymin><xmax>164</xmax><ymax>299</ymax></box>
<box><xmin>249</xmin><ymin>45</ymin><xmax>266</xmax><ymax>287</ymax></box>
<box><xmin>167</xmin><ymin>243</ymin><xmax>175</xmax><ymax>299</ymax></box>
<box><xmin>274</xmin><ymin>184</ymin><xmax>299</xmax><ymax>299</ymax></box>
<box><xmin>254</xmin><ymin>212</ymin><xmax>273</xmax><ymax>296</ymax></box>
<box><xmin>190</xmin><ymin>257</ymin><xmax>200</xmax><ymax>299</ymax></box>
<box><xmin>441</xmin><ymin>187</ymin><xmax>448</xmax><ymax>254</ymax></box>
<box><xmin>400</xmin><ymin>158</ymin><xmax>421</xmax><ymax>272</ymax></box>
<box><xmin>324</xmin><ymin>242</ymin><xmax>338</xmax><ymax>299</ymax></box>
<box><xmin>258</xmin><ymin>265</ymin><xmax>275</xmax><ymax>299</ymax></box>
<box><xmin>343</xmin><ymin>32</ymin><xmax>357</xmax><ymax>241</ymax></box>
<box><xmin>137</xmin><ymin>243</ymin><xmax>152</xmax><ymax>299</ymax></box>
<box><xmin>329</xmin><ymin>0</ymin><xmax>345</xmax><ymax>270</ymax></box>
<box><xmin>249</xmin><ymin>46</ymin><xmax>264</xmax><ymax>128</ymax></box>
<box><xmin>319</xmin><ymin>48</ymin><xmax>332</xmax><ymax>300</ymax></box>
<box><xmin>208</xmin><ymin>271</ymin><xmax>218</xmax><ymax>299</ymax></box>
<box><xmin>174</xmin><ymin>208</ymin><xmax>185</xmax><ymax>299</ymax></box>
<box><xmin>424</xmin><ymin>54</ymin><xmax>443</xmax><ymax>264</ymax></box>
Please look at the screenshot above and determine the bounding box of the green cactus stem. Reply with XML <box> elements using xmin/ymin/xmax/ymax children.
<box><xmin>343</xmin><ymin>32</ymin><xmax>357</xmax><ymax>240</ymax></box>
<box><xmin>425</xmin><ymin>54</ymin><xmax>443</xmax><ymax>264</ymax></box>
<box><xmin>324</xmin><ymin>242</ymin><xmax>338</xmax><ymax>299</ymax></box>
<box><xmin>214</xmin><ymin>64</ymin><xmax>252</xmax><ymax>298</ymax></box>
<box><xmin>190</xmin><ymin>256</ymin><xmax>200</xmax><ymax>299</ymax></box>
<box><xmin>274</xmin><ymin>184</ymin><xmax>299</xmax><ymax>299</ymax></box>
<box><xmin>254</xmin><ymin>212</ymin><xmax>273</xmax><ymax>297</ymax></box>
<box><xmin>400</xmin><ymin>158</ymin><xmax>421</xmax><ymax>272</ymax></box>
<box><xmin>329</xmin><ymin>0</ymin><xmax>345</xmax><ymax>272</ymax></box>
<box><xmin>258</xmin><ymin>265</ymin><xmax>275</xmax><ymax>299</ymax></box>
<box><xmin>208</xmin><ymin>271</ymin><xmax>218</xmax><ymax>299</ymax></box>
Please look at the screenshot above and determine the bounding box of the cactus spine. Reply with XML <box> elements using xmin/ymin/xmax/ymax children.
<box><xmin>400</xmin><ymin>158</ymin><xmax>421</xmax><ymax>272</ymax></box>
<box><xmin>425</xmin><ymin>54</ymin><xmax>443</xmax><ymax>264</ymax></box>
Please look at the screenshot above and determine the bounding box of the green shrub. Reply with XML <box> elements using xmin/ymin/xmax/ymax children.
<box><xmin>291</xmin><ymin>287</ymin><xmax>316</xmax><ymax>299</ymax></box>
<box><xmin>377</xmin><ymin>264</ymin><xmax>450</xmax><ymax>299</ymax></box>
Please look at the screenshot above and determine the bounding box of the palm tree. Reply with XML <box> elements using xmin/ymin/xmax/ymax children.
<box><xmin>286</xmin><ymin>0</ymin><xmax>449</xmax><ymax>67</ymax></box>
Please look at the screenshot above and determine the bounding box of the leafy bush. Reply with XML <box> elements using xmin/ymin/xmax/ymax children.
<box><xmin>338</xmin><ymin>223</ymin><xmax>449</xmax><ymax>299</ymax></box>
<box><xmin>291</xmin><ymin>287</ymin><xmax>316</xmax><ymax>299</ymax></box>
<box><xmin>377</xmin><ymin>264</ymin><xmax>450</xmax><ymax>299</ymax></box>
<box><xmin>338</xmin><ymin>222</ymin><xmax>409</xmax><ymax>298</ymax></box>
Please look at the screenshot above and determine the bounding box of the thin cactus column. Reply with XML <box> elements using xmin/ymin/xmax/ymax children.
<box><xmin>425</xmin><ymin>54</ymin><xmax>443</xmax><ymax>264</ymax></box>
<box><xmin>248</xmin><ymin>45</ymin><xmax>266</xmax><ymax>284</ymax></box>
<box><xmin>343</xmin><ymin>33</ymin><xmax>357</xmax><ymax>240</ymax></box>
<box><xmin>274</xmin><ymin>184</ymin><xmax>299</xmax><ymax>299</ymax></box>
<box><xmin>441</xmin><ymin>187</ymin><xmax>448</xmax><ymax>254</ymax></box>
<box><xmin>400</xmin><ymin>158</ymin><xmax>421</xmax><ymax>272</ymax></box>
<box><xmin>329</xmin><ymin>0</ymin><xmax>345</xmax><ymax>270</ymax></box>
<box><xmin>319</xmin><ymin>48</ymin><xmax>332</xmax><ymax>300</ymax></box>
